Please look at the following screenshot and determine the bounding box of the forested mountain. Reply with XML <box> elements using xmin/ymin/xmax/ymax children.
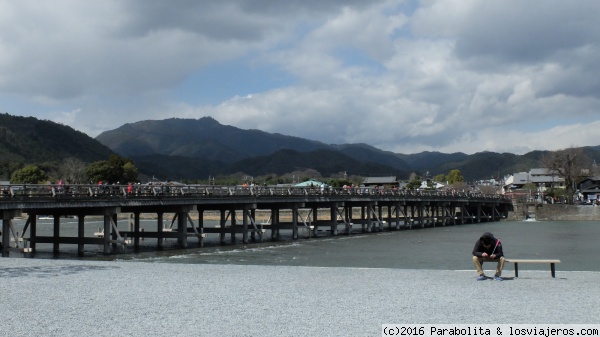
<box><xmin>96</xmin><ymin>117</ymin><xmax>329</xmax><ymax>162</ymax></box>
<box><xmin>0</xmin><ymin>113</ymin><xmax>115</xmax><ymax>179</ymax></box>
<box><xmin>96</xmin><ymin>116</ymin><xmax>600</xmax><ymax>181</ymax></box>
<box><xmin>131</xmin><ymin>149</ymin><xmax>407</xmax><ymax>182</ymax></box>
<box><xmin>4</xmin><ymin>113</ymin><xmax>600</xmax><ymax>182</ymax></box>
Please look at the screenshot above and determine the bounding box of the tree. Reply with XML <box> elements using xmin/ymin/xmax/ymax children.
<box><xmin>433</xmin><ymin>174</ymin><xmax>446</xmax><ymax>183</ymax></box>
<box><xmin>11</xmin><ymin>165</ymin><xmax>49</xmax><ymax>184</ymax></box>
<box><xmin>406</xmin><ymin>179</ymin><xmax>422</xmax><ymax>190</ymax></box>
<box><xmin>122</xmin><ymin>162</ymin><xmax>139</xmax><ymax>183</ymax></box>
<box><xmin>446</xmin><ymin>169</ymin><xmax>465</xmax><ymax>185</ymax></box>
<box><xmin>541</xmin><ymin>148</ymin><xmax>589</xmax><ymax>204</ymax></box>
<box><xmin>59</xmin><ymin>157</ymin><xmax>86</xmax><ymax>184</ymax></box>
<box><xmin>85</xmin><ymin>155</ymin><xmax>139</xmax><ymax>184</ymax></box>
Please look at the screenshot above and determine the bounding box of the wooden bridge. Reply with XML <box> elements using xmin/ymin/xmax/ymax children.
<box><xmin>0</xmin><ymin>183</ymin><xmax>513</xmax><ymax>257</ymax></box>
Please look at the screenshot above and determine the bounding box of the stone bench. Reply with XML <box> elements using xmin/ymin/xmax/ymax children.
<box><xmin>505</xmin><ymin>259</ymin><xmax>561</xmax><ymax>278</ymax></box>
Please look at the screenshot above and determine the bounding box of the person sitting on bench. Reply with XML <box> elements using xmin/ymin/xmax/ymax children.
<box><xmin>472</xmin><ymin>232</ymin><xmax>505</xmax><ymax>281</ymax></box>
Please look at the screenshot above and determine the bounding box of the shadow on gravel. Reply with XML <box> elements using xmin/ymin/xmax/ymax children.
<box><xmin>0</xmin><ymin>265</ymin><xmax>119</xmax><ymax>278</ymax></box>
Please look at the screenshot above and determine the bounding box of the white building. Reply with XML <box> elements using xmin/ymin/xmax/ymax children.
<box><xmin>503</xmin><ymin>168</ymin><xmax>565</xmax><ymax>196</ymax></box>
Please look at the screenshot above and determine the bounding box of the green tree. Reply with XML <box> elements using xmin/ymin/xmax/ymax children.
<box><xmin>446</xmin><ymin>169</ymin><xmax>464</xmax><ymax>185</ymax></box>
<box><xmin>433</xmin><ymin>174</ymin><xmax>446</xmax><ymax>183</ymax></box>
<box><xmin>85</xmin><ymin>155</ymin><xmax>139</xmax><ymax>183</ymax></box>
<box><xmin>406</xmin><ymin>179</ymin><xmax>422</xmax><ymax>190</ymax></box>
<box><xmin>11</xmin><ymin>165</ymin><xmax>49</xmax><ymax>184</ymax></box>
<box><xmin>122</xmin><ymin>162</ymin><xmax>139</xmax><ymax>183</ymax></box>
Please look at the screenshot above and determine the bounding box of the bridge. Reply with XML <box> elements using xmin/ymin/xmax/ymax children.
<box><xmin>0</xmin><ymin>183</ymin><xmax>513</xmax><ymax>257</ymax></box>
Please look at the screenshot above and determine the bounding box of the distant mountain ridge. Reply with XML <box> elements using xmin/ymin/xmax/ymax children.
<box><xmin>96</xmin><ymin>117</ymin><xmax>329</xmax><ymax>162</ymax></box>
<box><xmin>3</xmin><ymin>113</ymin><xmax>600</xmax><ymax>183</ymax></box>
<box><xmin>95</xmin><ymin>116</ymin><xmax>600</xmax><ymax>181</ymax></box>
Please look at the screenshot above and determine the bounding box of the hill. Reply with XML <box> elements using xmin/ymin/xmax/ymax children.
<box><xmin>96</xmin><ymin>117</ymin><xmax>330</xmax><ymax>162</ymax></box>
<box><xmin>4</xmin><ymin>113</ymin><xmax>600</xmax><ymax>183</ymax></box>
<box><xmin>97</xmin><ymin>116</ymin><xmax>600</xmax><ymax>181</ymax></box>
<box><xmin>0</xmin><ymin>113</ymin><xmax>115</xmax><ymax>179</ymax></box>
<box><xmin>130</xmin><ymin>149</ymin><xmax>407</xmax><ymax>182</ymax></box>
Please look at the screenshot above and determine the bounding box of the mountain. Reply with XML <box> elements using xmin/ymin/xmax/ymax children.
<box><xmin>332</xmin><ymin>143</ymin><xmax>413</xmax><ymax>172</ymax></box>
<box><xmin>97</xmin><ymin>116</ymin><xmax>600</xmax><ymax>181</ymax></box>
<box><xmin>5</xmin><ymin>113</ymin><xmax>600</xmax><ymax>183</ymax></box>
<box><xmin>97</xmin><ymin>117</ymin><xmax>422</xmax><ymax>172</ymax></box>
<box><xmin>96</xmin><ymin>117</ymin><xmax>330</xmax><ymax>162</ymax></box>
<box><xmin>0</xmin><ymin>113</ymin><xmax>114</xmax><ymax>163</ymax></box>
<box><xmin>397</xmin><ymin>151</ymin><xmax>469</xmax><ymax>172</ymax></box>
<box><xmin>130</xmin><ymin>149</ymin><xmax>407</xmax><ymax>181</ymax></box>
<box><xmin>0</xmin><ymin>113</ymin><xmax>115</xmax><ymax>178</ymax></box>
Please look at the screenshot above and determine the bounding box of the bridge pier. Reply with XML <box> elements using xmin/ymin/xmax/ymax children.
<box><xmin>78</xmin><ymin>215</ymin><xmax>85</xmax><ymax>255</ymax></box>
<box><xmin>157</xmin><ymin>212</ymin><xmax>164</xmax><ymax>249</ymax></box>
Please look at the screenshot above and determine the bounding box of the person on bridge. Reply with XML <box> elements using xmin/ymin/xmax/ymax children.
<box><xmin>472</xmin><ymin>232</ymin><xmax>505</xmax><ymax>281</ymax></box>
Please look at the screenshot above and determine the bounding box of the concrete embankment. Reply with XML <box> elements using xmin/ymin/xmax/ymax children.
<box><xmin>509</xmin><ymin>203</ymin><xmax>600</xmax><ymax>221</ymax></box>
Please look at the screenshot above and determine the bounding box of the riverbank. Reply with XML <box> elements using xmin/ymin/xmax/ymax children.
<box><xmin>508</xmin><ymin>203</ymin><xmax>600</xmax><ymax>221</ymax></box>
<box><xmin>1</xmin><ymin>258</ymin><xmax>598</xmax><ymax>337</ymax></box>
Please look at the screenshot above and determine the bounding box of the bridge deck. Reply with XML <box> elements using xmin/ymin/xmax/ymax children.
<box><xmin>1</xmin><ymin>184</ymin><xmax>513</xmax><ymax>257</ymax></box>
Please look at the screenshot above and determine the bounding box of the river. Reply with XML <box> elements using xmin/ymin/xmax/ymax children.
<box><xmin>6</xmin><ymin>218</ymin><xmax>599</xmax><ymax>272</ymax></box>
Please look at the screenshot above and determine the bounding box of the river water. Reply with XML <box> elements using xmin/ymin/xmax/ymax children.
<box><xmin>6</xmin><ymin>218</ymin><xmax>599</xmax><ymax>272</ymax></box>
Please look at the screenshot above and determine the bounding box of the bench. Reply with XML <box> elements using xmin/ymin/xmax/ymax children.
<box><xmin>505</xmin><ymin>259</ymin><xmax>561</xmax><ymax>278</ymax></box>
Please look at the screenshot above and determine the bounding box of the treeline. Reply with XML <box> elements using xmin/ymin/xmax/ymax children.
<box><xmin>10</xmin><ymin>155</ymin><xmax>139</xmax><ymax>184</ymax></box>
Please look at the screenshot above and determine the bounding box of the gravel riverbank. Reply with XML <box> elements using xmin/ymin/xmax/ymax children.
<box><xmin>1</xmin><ymin>258</ymin><xmax>598</xmax><ymax>337</ymax></box>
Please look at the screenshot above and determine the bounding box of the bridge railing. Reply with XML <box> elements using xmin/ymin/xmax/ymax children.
<box><xmin>0</xmin><ymin>183</ymin><xmax>511</xmax><ymax>202</ymax></box>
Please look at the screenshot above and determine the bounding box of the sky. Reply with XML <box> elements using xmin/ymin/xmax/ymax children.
<box><xmin>2</xmin><ymin>0</ymin><xmax>600</xmax><ymax>155</ymax></box>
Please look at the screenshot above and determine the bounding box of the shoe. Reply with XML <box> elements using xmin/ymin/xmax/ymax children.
<box><xmin>494</xmin><ymin>276</ymin><xmax>504</xmax><ymax>281</ymax></box>
<box><xmin>477</xmin><ymin>275</ymin><xmax>486</xmax><ymax>281</ymax></box>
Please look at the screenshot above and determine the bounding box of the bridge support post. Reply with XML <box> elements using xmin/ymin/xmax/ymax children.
<box><xmin>377</xmin><ymin>205</ymin><xmax>383</xmax><ymax>231</ymax></box>
<box><xmin>103</xmin><ymin>213</ymin><xmax>111</xmax><ymax>254</ymax></box>
<box><xmin>230</xmin><ymin>210</ymin><xmax>237</xmax><ymax>243</ymax></box>
<box><xmin>133</xmin><ymin>212</ymin><xmax>140</xmax><ymax>251</ymax></box>
<box><xmin>53</xmin><ymin>214</ymin><xmax>60</xmax><ymax>254</ymax></box>
<box><xmin>1</xmin><ymin>210</ymin><xmax>22</xmax><ymax>257</ymax></box>
<box><xmin>30</xmin><ymin>215</ymin><xmax>37</xmax><ymax>254</ymax></box>
<box><xmin>1</xmin><ymin>215</ymin><xmax>9</xmax><ymax>257</ymax></box>
<box><xmin>198</xmin><ymin>210</ymin><xmax>205</xmax><ymax>247</ymax></box>
<box><xmin>111</xmin><ymin>213</ymin><xmax>118</xmax><ymax>250</ymax></box>
<box><xmin>330</xmin><ymin>206</ymin><xmax>337</xmax><ymax>236</ymax></box>
<box><xmin>344</xmin><ymin>205</ymin><xmax>352</xmax><ymax>235</ymax></box>
<box><xmin>270</xmin><ymin>209</ymin><xmax>278</xmax><ymax>240</ymax></box>
<box><xmin>249</xmin><ymin>209</ymin><xmax>256</xmax><ymax>242</ymax></box>
<box><xmin>292</xmin><ymin>205</ymin><xmax>298</xmax><ymax>240</ymax></box>
<box><xmin>366</xmin><ymin>205</ymin><xmax>373</xmax><ymax>232</ymax></box>
<box><xmin>78</xmin><ymin>215</ymin><xmax>85</xmax><ymax>255</ymax></box>
<box><xmin>177</xmin><ymin>209</ymin><xmax>187</xmax><ymax>248</ymax></box>
<box><xmin>157</xmin><ymin>212</ymin><xmax>164</xmax><ymax>250</ymax></box>
<box><xmin>243</xmin><ymin>207</ymin><xmax>249</xmax><ymax>244</ymax></box>
<box><xmin>220</xmin><ymin>210</ymin><xmax>227</xmax><ymax>244</ymax></box>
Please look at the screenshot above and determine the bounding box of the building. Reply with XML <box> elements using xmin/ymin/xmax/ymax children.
<box><xmin>503</xmin><ymin>168</ymin><xmax>565</xmax><ymax>200</ymax></box>
<box><xmin>578</xmin><ymin>175</ymin><xmax>600</xmax><ymax>203</ymax></box>
<box><xmin>362</xmin><ymin>176</ymin><xmax>397</xmax><ymax>187</ymax></box>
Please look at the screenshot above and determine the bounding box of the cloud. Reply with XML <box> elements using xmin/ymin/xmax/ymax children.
<box><xmin>1</xmin><ymin>0</ymin><xmax>600</xmax><ymax>156</ymax></box>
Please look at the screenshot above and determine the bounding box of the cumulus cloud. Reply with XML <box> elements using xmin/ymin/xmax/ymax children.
<box><xmin>1</xmin><ymin>0</ymin><xmax>600</xmax><ymax>155</ymax></box>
